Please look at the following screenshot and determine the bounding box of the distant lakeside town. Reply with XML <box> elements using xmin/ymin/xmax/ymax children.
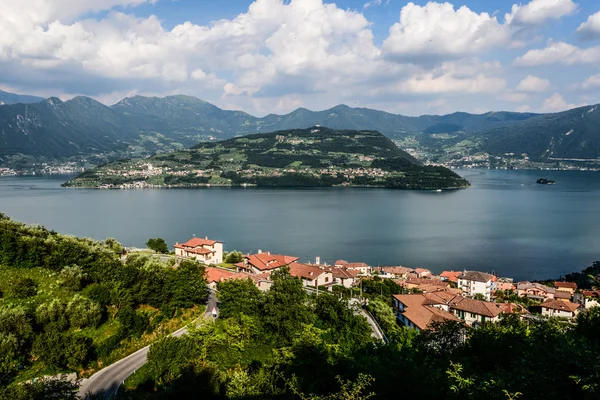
<box><xmin>171</xmin><ymin>235</ymin><xmax>600</xmax><ymax>331</ymax></box>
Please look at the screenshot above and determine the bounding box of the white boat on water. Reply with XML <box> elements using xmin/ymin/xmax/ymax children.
<box><xmin>436</xmin><ymin>189</ymin><xmax>442</xmax><ymax>192</ymax></box>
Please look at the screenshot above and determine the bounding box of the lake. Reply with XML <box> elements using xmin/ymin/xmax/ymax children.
<box><xmin>1</xmin><ymin>169</ymin><xmax>600</xmax><ymax>281</ymax></box>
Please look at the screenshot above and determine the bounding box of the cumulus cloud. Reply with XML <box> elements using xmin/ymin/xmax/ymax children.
<box><xmin>515</xmin><ymin>41</ymin><xmax>600</xmax><ymax>65</ymax></box>
<box><xmin>382</xmin><ymin>2</ymin><xmax>510</xmax><ymax>62</ymax></box>
<box><xmin>0</xmin><ymin>0</ymin><xmax>591</xmax><ymax>116</ymax></box>
<box><xmin>582</xmin><ymin>74</ymin><xmax>600</xmax><ymax>89</ymax></box>
<box><xmin>516</xmin><ymin>75</ymin><xmax>550</xmax><ymax>92</ymax></box>
<box><xmin>542</xmin><ymin>92</ymin><xmax>578</xmax><ymax>112</ymax></box>
<box><xmin>505</xmin><ymin>0</ymin><xmax>577</xmax><ymax>26</ymax></box>
<box><xmin>577</xmin><ymin>10</ymin><xmax>600</xmax><ymax>40</ymax></box>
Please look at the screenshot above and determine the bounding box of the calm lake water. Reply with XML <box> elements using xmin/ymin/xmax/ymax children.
<box><xmin>1</xmin><ymin>169</ymin><xmax>600</xmax><ymax>281</ymax></box>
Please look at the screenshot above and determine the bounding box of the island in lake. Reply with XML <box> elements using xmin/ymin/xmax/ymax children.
<box><xmin>63</xmin><ymin>127</ymin><xmax>470</xmax><ymax>190</ymax></box>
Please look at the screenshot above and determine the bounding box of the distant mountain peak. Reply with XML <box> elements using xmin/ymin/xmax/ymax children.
<box><xmin>0</xmin><ymin>90</ymin><xmax>45</xmax><ymax>105</ymax></box>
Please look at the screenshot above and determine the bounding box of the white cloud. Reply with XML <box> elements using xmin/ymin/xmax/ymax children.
<box><xmin>515</xmin><ymin>41</ymin><xmax>600</xmax><ymax>65</ymax></box>
<box><xmin>505</xmin><ymin>0</ymin><xmax>577</xmax><ymax>26</ymax></box>
<box><xmin>582</xmin><ymin>74</ymin><xmax>600</xmax><ymax>89</ymax></box>
<box><xmin>363</xmin><ymin>0</ymin><xmax>388</xmax><ymax>9</ymax></box>
<box><xmin>382</xmin><ymin>2</ymin><xmax>511</xmax><ymax>62</ymax></box>
<box><xmin>577</xmin><ymin>10</ymin><xmax>600</xmax><ymax>40</ymax></box>
<box><xmin>0</xmin><ymin>0</ymin><xmax>592</xmax><ymax>116</ymax></box>
<box><xmin>0</xmin><ymin>0</ymin><xmax>156</xmax><ymax>25</ymax></box>
<box><xmin>542</xmin><ymin>92</ymin><xmax>577</xmax><ymax>112</ymax></box>
<box><xmin>376</xmin><ymin>60</ymin><xmax>506</xmax><ymax>95</ymax></box>
<box><xmin>516</xmin><ymin>75</ymin><xmax>550</xmax><ymax>92</ymax></box>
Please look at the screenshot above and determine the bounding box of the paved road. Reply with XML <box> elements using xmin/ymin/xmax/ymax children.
<box><xmin>348</xmin><ymin>298</ymin><xmax>386</xmax><ymax>342</ymax></box>
<box><xmin>77</xmin><ymin>292</ymin><xmax>217</xmax><ymax>399</ymax></box>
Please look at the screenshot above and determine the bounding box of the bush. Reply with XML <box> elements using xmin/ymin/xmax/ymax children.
<box><xmin>86</xmin><ymin>283</ymin><xmax>112</xmax><ymax>308</ymax></box>
<box><xmin>224</xmin><ymin>251</ymin><xmax>243</xmax><ymax>264</ymax></box>
<box><xmin>65</xmin><ymin>295</ymin><xmax>102</xmax><ymax>329</ymax></box>
<box><xmin>11</xmin><ymin>277</ymin><xmax>38</xmax><ymax>298</ymax></box>
<box><xmin>58</xmin><ymin>265</ymin><xmax>85</xmax><ymax>291</ymax></box>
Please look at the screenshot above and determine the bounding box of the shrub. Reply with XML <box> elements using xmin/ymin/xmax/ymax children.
<box><xmin>11</xmin><ymin>277</ymin><xmax>38</xmax><ymax>298</ymax></box>
<box><xmin>65</xmin><ymin>295</ymin><xmax>102</xmax><ymax>329</ymax></box>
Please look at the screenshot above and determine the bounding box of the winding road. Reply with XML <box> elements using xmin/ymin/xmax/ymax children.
<box><xmin>77</xmin><ymin>292</ymin><xmax>217</xmax><ymax>399</ymax></box>
<box><xmin>78</xmin><ymin>288</ymin><xmax>385</xmax><ymax>398</ymax></box>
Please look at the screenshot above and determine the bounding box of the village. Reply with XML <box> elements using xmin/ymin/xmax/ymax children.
<box><xmin>171</xmin><ymin>235</ymin><xmax>600</xmax><ymax>332</ymax></box>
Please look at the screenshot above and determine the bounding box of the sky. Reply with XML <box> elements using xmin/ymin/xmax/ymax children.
<box><xmin>1</xmin><ymin>0</ymin><xmax>600</xmax><ymax>116</ymax></box>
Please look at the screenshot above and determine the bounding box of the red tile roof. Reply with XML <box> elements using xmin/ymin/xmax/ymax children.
<box><xmin>289</xmin><ymin>262</ymin><xmax>327</xmax><ymax>280</ymax></box>
<box><xmin>440</xmin><ymin>270</ymin><xmax>461</xmax><ymax>283</ymax></box>
<box><xmin>540</xmin><ymin>299</ymin><xmax>580</xmax><ymax>312</ymax></box>
<box><xmin>554</xmin><ymin>281</ymin><xmax>577</xmax><ymax>289</ymax></box>
<box><xmin>392</xmin><ymin>294</ymin><xmax>460</xmax><ymax>330</ymax></box>
<box><xmin>185</xmin><ymin>247</ymin><xmax>214</xmax><ymax>255</ymax></box>
<box><xmin>243</xmin><ymin>252</ymin><xmax>299</xmax><ymax>271</ymax></box>
<box><xmin>414</xmin><ymin>268</ymin><xmax>431</xmax><ymax>274</ymax></box>
<box><xmin>205</xmin><ymin>267</ymin><xmax>236</xmax><ymax>283</ymax></box>
<box><xmin>327</xmin><ymin>267</ymin><xmax>360</xmax><ymax>280</ymax></box>
<box><xmin>448</xmin><ymin>296</ymin><xmax>504</xmax><ymax>318</ymax></box>
<box><xmin>498</xmin><ymin>302</ymin><xmax>529</xmax><ymax>314</ymax></box>
<box><xmin>175</xmin><ymin>237</ymin><xmax>220</xmax><ymax>248</ymax></box>
<box><xmin>379</xmin><ymin>266</ymin><xmax>414</xmax><ymax>276</ymax></box>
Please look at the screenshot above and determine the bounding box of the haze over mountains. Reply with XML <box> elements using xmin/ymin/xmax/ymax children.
<box><xmin>0</xmin><ymin>91</ymin><xmax>599</xmax><ymax>163</ymax></box>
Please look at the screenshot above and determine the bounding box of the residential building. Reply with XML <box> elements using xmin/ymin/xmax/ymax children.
<box><xmin>326</xmin><ymin>267</ymin><xmax>360</xmax><ymax>288</ymax></box>
<box><xmin>289</xmin><ymin>262</ymin><xmax>333</xmax><ymax>289</ymax></box>
<box><xmin>236</xmin><ymin>250</ymin><xmax>298</xmax><ymax>274</ymax></box>
<box><xmin>448</xmin><ymin>296</ymin><xmax>504</xmax><ymax>326</ymax></box>
<box><xmin>396</xmin><ymin>277</ymin><xmax>449</xmax><ymax>293</ymax></box>
<box><xmin>377</xmin><ymin>266</ymin><xmax>414</xmax><ymax>279</ymax></box>
<box><xmin>204</xmin><ymin>267</ymin><xmax>272</xmax><ymax>291</ymax></box>
<box><xmin>413</xmin><ymin>268</ymin><xmax>432</xmax><ymax>278</ymax></box>
<box><xmin>174</xmin><ymin>236</ymin><xmax>223</xmax><ymax>264</ymax></box>
<box><xmin>391</xmin><ymin>293</ymin><xmax>460</xmax><ymax>331</ymax></box>
<box><xmin>335</xmin><ymin>260</ymin><xmax>370</xmax><ymax>275</ymax></box>
<box><xmin>582</xmin><ymin>290</ymin><xmax>600</xmax><ymax>309</ymax></box>
<box><xmin>516</xmin><ymin>282</ymin><xmax>556</xmax><ymax>300</ymax></box>
<box><xmin>440</xmin><ymin>270</ymin><xmax>461</xmax><ymax>284</ymax></box>
<box><xmin>554</xmin><ymin>281</ymin><xmax>577</xmax><ymax>294</ymax></box>
<box><xmin>540</xmin><ymin>299</ymin><xmax>580</xmax><ymax>319</ymax></box>
<box><xmin>457</xmin><ymin>270</ymin><xmax>494</xmax><ymax>301</ymax></box>
<box><xmin>493</xmin><ymin>277</ymin><xmax>515</xmax><ymax>292</ymax></box>
<box><xmin>554</xmin><ymin>291</ymin><xmax>572</xmax><ymax>301</ymax></box>
<box><xmin>498</xmin><ymin>302</ymin><xmax>529</xmax><ymax>315</ymax></box>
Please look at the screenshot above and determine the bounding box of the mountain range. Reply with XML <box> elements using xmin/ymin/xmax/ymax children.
<box><xmin>0</xmin><ymin>90</ymin><xmax>45</xmax><ymax>105</ymax></box>
<box><xmin>1</xmin><ymin>91</ymin><xmax>599</xmax><ymax>165</ymax></box>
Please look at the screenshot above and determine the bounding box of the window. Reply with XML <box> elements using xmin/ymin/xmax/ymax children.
<box><xmin>325</xmin><ymin>277</ymin><xmax>329</xmax><ymax>282</ymax></box>
<box><xmin>470</xmin><ymin>313</ymin><xmax>476</xmax><ymax>318</ymax></box>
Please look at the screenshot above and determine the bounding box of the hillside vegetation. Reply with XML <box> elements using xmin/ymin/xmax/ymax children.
<box><xmin>64</xmin><ymin>128</ymin><xmax>470</xmax><ymax>190</ymax></box>
<box><xmin>0</xmin><ymin>214</ymin><xmax>208</xmax><ymax>398</ymax></box>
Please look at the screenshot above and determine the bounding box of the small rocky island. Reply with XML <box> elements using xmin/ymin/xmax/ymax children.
<box><xmin>536</xmin><ymin>178</ymin><xmax>556</xmax><ymax>185</ymax></box>
<box><xmin>63</xmin><ymin>127</ymin><xmax>470</xmax><ymax>190</ymax></box>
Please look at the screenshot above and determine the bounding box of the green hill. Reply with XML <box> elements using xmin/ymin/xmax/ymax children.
<box><xmin>64</xmin><ymin>127</ymin><xmax>469</xmax><ymax>190</ymax></box>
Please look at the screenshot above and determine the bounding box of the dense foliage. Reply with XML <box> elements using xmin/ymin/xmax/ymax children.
<box><xmin>0</xmin><ymin>214</ymin><xmax>207</xmax><ymax>395</ymax></box>
<box><xmin>119</xmin><ymin>269</ymin><xmax>600</xmax><ymax>400</ymax></box>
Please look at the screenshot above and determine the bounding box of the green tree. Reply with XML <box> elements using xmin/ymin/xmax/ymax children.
<box><xmin>168</xmin><ymin>259</ymin><xmax>207</xmax><ymax>308</ymax></box>
<box><xmin>224</xmin><ymin>251</ymin><xmax>243</xmax><ymax>264</ymax></box>
<box><xmin>263</xmin><ymin>268</ymin><xmax>314</xmax><ymax>342</ymax></box>
<box><xmin>217</xmin><ymin>278</ymin><xmax>263</xmax><ymax>319</ymax></box>
<box><xmin>146</xmin><ymin>238</ymin><xmax>169</xmax><ymax>254</ymax></box>
<box><xmin>473</xmin><ymin>293</ymin><xmax>486</xmax><ymax>301</ymax></box>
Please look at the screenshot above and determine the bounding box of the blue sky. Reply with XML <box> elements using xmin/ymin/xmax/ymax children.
<box><xmin>1</xmin><ymin>0</ymin><xmax>600</xmax><ymax>116</ymax></box>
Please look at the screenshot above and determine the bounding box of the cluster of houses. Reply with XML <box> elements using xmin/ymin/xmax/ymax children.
<box><xmin>173</xmin><ymin>235</ymin><xmax>600</xmax><ymax>331</ymax></box>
